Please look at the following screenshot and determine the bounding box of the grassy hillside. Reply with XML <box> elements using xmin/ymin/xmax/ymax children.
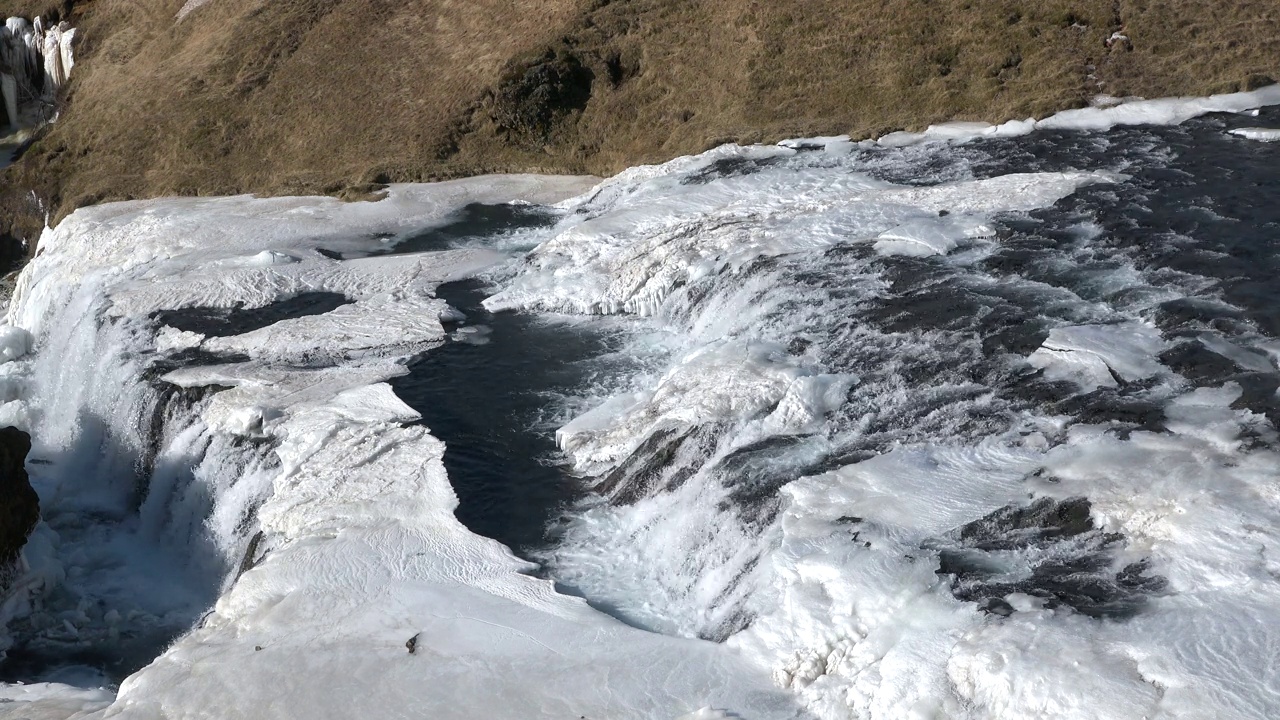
<box><xmin>0</xmin><ymin>0</ymin><xmax>1276</xmax><ymax>249</ymax></box>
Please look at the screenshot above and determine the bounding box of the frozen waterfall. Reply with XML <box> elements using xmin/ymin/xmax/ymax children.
<box><xmin>1</xmin><ymin>15</ymin><xmax>76</xmax><ymax>129</ymax></box>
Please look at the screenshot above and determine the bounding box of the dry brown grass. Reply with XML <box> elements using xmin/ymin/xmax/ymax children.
<box><xmin>0</xmin><ymin>0</ymin><xmax>1276</xmax><ymax>243</ymax></box>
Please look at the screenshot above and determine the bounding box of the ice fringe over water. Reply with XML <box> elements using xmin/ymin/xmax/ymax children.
<box><xmin>489</xmin><ymin>113</ymin><xmax>1280</xmax><ymax>717</ymax></box>
<box><xmin>0</xmin><ymin>177</ymin><xmax>801</xmax><ymax>719</ymax></box>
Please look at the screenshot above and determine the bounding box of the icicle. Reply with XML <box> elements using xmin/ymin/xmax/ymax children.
<box><xmin>0</xmin><ymin>15</ymin><xmax>76</xmax><ymax>126</ymax></box>
<box><xmin>42</xmin><ymin>27</ymin><xmax>63</xmax><ymax>91</ymax></box>
<box><xmin>58</xmin><ymin>27</ymin><xmax>75</xmax><ymax>80</ymax></box>
<box><xmin>2</xmin><ymin>73</ymin><xmax>17</xmax><ymax>128</ymax></box>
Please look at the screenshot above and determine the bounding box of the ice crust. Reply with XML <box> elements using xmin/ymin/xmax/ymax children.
<box><xmin>0</xmin><ymin>177</ymin><xmax>801</xmax><ymax>719</ymax></box>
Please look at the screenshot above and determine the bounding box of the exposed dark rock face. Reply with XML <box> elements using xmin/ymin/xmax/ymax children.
<box><xmin>929</xmin><ymin>497</ymin><xmax>1167</xmax><ymax>619</ymax></box>
<box><xmin>0</xmin><ymin>427</ymin><xmax>38</xmax><ymax>576</ymax></box>
<box><xmin>492</xmin><ymin>49</ymin><xmax>595</xmax><ymax>144</ymax></box>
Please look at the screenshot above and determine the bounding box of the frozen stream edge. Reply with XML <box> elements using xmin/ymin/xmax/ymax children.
<box><xmin>0</xmin><ymin>178</ymin><xmax>800</xmax><ymax>719</ymax></box>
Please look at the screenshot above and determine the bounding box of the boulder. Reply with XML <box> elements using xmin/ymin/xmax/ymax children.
<box><xmin>0</xmin><ymin>426</ymin><xmax>38</xmax><ymax>573</ymax></box>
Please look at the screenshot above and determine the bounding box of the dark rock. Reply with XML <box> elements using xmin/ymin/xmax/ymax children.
<box><xmin>0</xmin><ymin>427</ymin><xmax>38</xmax><ymax>576</ymax></box>
<box><xmin>1243</xmin><ymin>73</ymin><xmax>1276</xmax><ymax>91</ymax></box>
<box><xmin>492</xmin><ymin>49</ymin><xmax>595</xmax><ymax>142</ymax></box>
<box><xmin>979</xmin><ymin>597</ymin><xmax>1014</xmax><ymax>617</ymax></box>
<box><xmin>928</xmin><ymin>497</ymin><xmax>1167</xmax><ymax>619</ymax></box>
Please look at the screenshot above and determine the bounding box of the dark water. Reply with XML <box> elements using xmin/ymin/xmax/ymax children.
<box><xmin>321</xmin><ymin>202</ymin><xmax>559</xmax><ymax>259</ymax></box>
<box><xmin>390</xmin><ymin>279</ymin><xmax>619</xmax><ymax>554</ymax></box>
<box><xmin>153</xmin><ymin>292</ymin><xmax>351</xmax><ymax>337</ymax></box>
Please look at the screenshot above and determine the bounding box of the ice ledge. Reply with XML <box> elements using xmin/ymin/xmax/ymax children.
<box><xmin>862</xmin><ymin>84</ymin><xmax>1280</xmax><ymax>149</ymax></box>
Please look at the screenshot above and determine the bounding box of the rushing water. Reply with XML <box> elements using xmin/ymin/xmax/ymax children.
<box><xmin>6</xmin><ymin>107</ymin><xmax>1280</xmax><ymax>718</ymax></box>
<box><xmin>390</xmin><ymin>278</ymin><xmax>618</xmax><ymax>555</ymax></box>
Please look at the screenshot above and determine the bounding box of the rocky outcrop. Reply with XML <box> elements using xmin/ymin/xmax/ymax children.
<box><xmin>0</xmin><ymin>427</ymin><xmax>38</xmax><ymax>582</ymax></box>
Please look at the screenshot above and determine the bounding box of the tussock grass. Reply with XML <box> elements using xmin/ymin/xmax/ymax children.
<box><xmin>0</xmin><ymin>0</ymin><xmax>1276</xmax><ymax>241</ymax></box>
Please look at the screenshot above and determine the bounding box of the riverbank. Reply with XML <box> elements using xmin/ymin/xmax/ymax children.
<box><xmin>0</xmin><ymin>0</ymin><xmax>1276</xmax><ymax>250</ymax></box>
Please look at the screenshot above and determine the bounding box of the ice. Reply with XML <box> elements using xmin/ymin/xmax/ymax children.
<box><xmin>1228</xmin><ymin>127</ymin><xmax>1280</xmax><ymax>142</ymax></box>
<box><xmin>0</xmin><ymin>175</ymin><xmax>801</xmax><ymax>719</ymax></box>
<box><xmin>556</xmin><ymin>339</ymin><xmax>854</xmax><ymax>470</ymax></box>
<box><xmin>0</xmin><ymin>681</ymin><xmax>112</xmax><ymax>718</ymax></box>
<box><xmin>487</xmin><ymin>119</ymin><xmax>1280</xmax><ymax>719</ymax></box>
<box><xmin>176</xmin><ymin>0</ymin><xmax>215</xmax><ymax>22</ymax></box>
<box><xmin>873</xmin><ymin>216</ymin><xmax>995</xmax><ymax>257</ymax></box>
<box><xmin>488</xmin><ymin>162</ymin><xmax>1117</xmax><ymax>316</ymax></box>
<box><xmin>720</xmin><ymin>392</ymin><xmax>1280</xmax><ymax>719</ymax></box>
<box><xmin>873</xmin><ymin>84</ymin><xmax>1280</xmax><ymax>147</ymax></box>
<box><xmin>7</xmin><ymin>85</ymin><xmax>1280</xmax><ymax>718</ymax></box>
<box><xmin>0</xmin><ymin>324</ymin><xmax>32</xmax><ymax>361</ymax></box>
<box><xmin>1</xmin><ymin>14</ymin><xmax>76</xmax><ymax>124</ymax></box>
<box><xmin>1026</xmin><ymin>322</ymin><xmax>1169</xmax><ymax>391</ymax></box>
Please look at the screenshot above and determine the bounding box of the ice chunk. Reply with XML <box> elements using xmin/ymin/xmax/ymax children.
<box><xmin>0</xmin><ymin>324</ymin><xmax>32</xmax><ymax>361</ymax></box>
<box><xmin>1027</xmin><ymin>322</ymin><xmax>1168</xmax><ymax>391</ymax></box>
<box><xmin>1228</xmin><ymin>127</ymin><xmax>1280</xmax><ymax>142</ymax></box>
<box><xmin>874</xmin><ymin>215</ymin><xmax>995</xmax><ymax>256</ymax></box>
